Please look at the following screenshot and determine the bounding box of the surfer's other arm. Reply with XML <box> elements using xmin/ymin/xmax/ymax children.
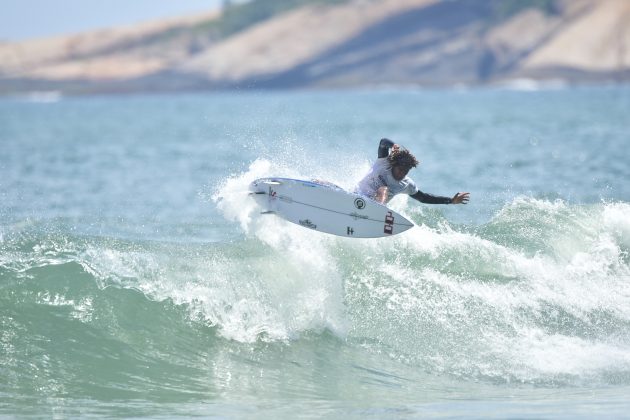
<box><xmin>378</xmin><ymin>138</ymin><xmax>396</xmax><ymax>158</ymax></box>
<box><xmin>410</xmin><ymin>190</ymin><xmax>470</xmax><ymax>205</ymax></box>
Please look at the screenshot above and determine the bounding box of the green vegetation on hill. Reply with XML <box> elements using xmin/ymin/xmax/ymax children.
<box><xmin>195</xmin><ymin>0</ymin><xmax>348</xmax><ymax>40</ymax></box>
<box><xmin>191</xmin><ymin>0</ymin><xmax>561</xmax><ymax>41</ymax></box>
<box><xmin>492</xmin><ymin>0</ymin><xmax>559</xmax><ymax>20</ymax></box>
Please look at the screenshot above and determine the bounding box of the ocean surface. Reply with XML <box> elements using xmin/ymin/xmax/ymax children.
<box><xmin>1</xmin><ymin>86</ymin><xmax>629</xmax><ymax>418</ymax></box>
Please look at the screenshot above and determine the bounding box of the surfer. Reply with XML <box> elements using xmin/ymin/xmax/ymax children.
<box><xmin>355</xmin><ymin>138</ymin><xmax>470</xmax><ymax>205</ymax></box>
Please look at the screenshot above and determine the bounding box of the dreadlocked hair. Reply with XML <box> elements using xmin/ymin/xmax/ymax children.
<box><xmin>387</xmin><ymin>148</ymin><xmax>418</xmax><ymax>169</ymax></box>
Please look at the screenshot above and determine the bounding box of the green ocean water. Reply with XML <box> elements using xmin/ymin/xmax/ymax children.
<box><xmin>1</xmin><ymin>86</ymin><xmax>630</xmax><ymax>418</ymax></box>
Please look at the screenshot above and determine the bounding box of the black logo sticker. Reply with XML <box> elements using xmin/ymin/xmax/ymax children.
<box><xmin>299</xmin><ymin>219</ymin><xmax>317</xmax><ymax>229</ymax></box>
<box><xmin>354</xmin><ymin>198</ymin><xmax>366</xmax><ymax>210</ymax></box>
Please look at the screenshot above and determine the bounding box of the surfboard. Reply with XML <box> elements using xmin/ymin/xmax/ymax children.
<box><xmin>249</xmin><ymin>177</ymin><xmax>414</xmax><ymax>238</ymax></box>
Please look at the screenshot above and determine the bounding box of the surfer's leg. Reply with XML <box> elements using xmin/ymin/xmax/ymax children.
<box><xmin>375</xmin><ymin>186</ymin><xmax>388</xmax><ymax>204</ymax></box>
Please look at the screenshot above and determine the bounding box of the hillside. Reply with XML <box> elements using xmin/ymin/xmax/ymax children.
<box><xmin>0</xmin><ymin>0</ymin><xmax>628</xmax><ymax>94</ymax></box>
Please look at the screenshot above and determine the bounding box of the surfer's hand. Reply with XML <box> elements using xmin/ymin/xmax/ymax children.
<box><xmin>451</xmin><ymin>192</ymin><xmax>470</xmax><ymax>204</ymax></box>
<box><xmin>392</xmin><ymin>144</ymin><xmax>400</xmax><ymax>153</ymax></box>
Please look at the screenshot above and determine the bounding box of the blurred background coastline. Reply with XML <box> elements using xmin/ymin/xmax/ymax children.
<box><xmin>1</xmin><ymin>0</ymin><xmax>629</xmax><ymax>96</ymax></box>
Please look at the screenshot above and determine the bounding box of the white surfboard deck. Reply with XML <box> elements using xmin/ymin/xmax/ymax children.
<box><xmin>249</xmin><ymin>177</ymin><xmax>414</xmax><ymax>238</ymax></box>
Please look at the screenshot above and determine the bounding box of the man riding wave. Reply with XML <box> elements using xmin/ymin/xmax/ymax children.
<box><xmin>355</xmin><ymin>138</ymin><xmax>469</xmax><ymax>205</ymax></box>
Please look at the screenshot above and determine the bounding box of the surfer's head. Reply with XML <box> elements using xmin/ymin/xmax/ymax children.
<box><xmin>388</xmin><ymin>148</ymin><xmax>418</xmax><ymax>180</ymax></box>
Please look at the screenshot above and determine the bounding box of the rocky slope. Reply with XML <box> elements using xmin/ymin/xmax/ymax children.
<box><xmin>0</xmin><ymin>0</ymin><xmax>628</xmax><ymax>94</ymax></box>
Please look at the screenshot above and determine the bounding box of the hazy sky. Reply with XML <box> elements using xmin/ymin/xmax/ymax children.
<box><xmin>0</xmin><ymin>0</ymin><xmax>224</xmax><ymax>41</ymax></box>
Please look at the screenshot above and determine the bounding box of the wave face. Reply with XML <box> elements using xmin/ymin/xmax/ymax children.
<box><xmin>215</xmin><ymin>160</ymin><xmax>630</xmax><ymax>384</ymax></box>
<box><xmin>2</xmin><ymin>163</ymin><xmax>629</xmax><ymax>417</ymax></box>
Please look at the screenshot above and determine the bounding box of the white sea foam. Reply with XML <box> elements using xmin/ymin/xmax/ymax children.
<box><xmin>11</xmin><ymin>164</ymin><xmax>625</xmax><ymax>384</ymax></box>
<box><xmin>36</xmin><ymin>293</ymin><xmax>94</xmax><ymax>323</ymax></box>
<box><xmin>327</xmin><ymin>196</ymin><xmax>630</xmax><ymax>383</ymax></box>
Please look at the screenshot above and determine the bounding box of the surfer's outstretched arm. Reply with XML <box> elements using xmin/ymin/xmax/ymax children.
<box><xmin>411</xmin><ymin>191</ymin><xmax>470</xmax><ymax>204</ymax></box>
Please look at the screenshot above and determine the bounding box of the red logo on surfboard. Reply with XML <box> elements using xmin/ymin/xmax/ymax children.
<box><xmin>384</xmin><ymin>211</ymin><xmax>394</xmax><ymax>235</ymax></box>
